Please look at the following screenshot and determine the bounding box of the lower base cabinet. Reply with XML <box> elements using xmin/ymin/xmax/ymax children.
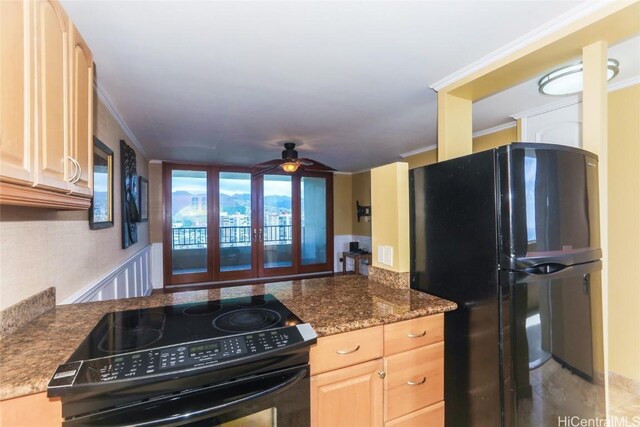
<box><xmin>310</xmin><ymin>314</ymin><xmax>446</xmax><ymax>427</ymax></box>
<box><xmin>311</xmin><ymin>359</ymin><xmax>384</xmax><ymax>427</ymax></box>
<box><xmin>385</xmin><ymin>401</ymin><xmax>445</xmax><ymax>427</ymax></box>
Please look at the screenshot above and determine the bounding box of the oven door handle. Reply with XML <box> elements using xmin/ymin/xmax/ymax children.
<box><xmin>132</xmin><ymin>368</ymin><xmax>307</xmax><ymax>427</ymax></box>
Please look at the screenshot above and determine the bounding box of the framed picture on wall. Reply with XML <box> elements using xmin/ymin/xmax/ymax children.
<box><xmin>89</xmin><ymin>138</ymin><xmax>114</xmax><ymax>230</ymax></box>
<box><xmin>139</xmin><ymin>176</ymin><xmax>148</xmax><ymax>222</ymax></box>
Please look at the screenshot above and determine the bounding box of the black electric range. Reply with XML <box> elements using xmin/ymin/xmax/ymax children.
<box><xmin>48</xmin><ymin>294</ymin><xmax>317</xmax><ymax>426</ymax></box>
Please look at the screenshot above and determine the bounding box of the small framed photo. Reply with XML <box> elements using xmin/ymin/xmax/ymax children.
<box><xmin>138</xmin><ymin>176</ymin><xmax>148</xmax><ymax>222</ymax></box>
<box><xmin>89</xmin><ymin>138</ymin><xmax>114</xmax><ymax>230</ymax></box>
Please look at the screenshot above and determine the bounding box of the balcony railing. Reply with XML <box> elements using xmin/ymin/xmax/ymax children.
<box><xmin>172</xmin><ymin>225</ymin><xmax>292</xmax><ymax>250</ymax></box>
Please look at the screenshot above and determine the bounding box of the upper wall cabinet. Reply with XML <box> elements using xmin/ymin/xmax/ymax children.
<box><xmin>68</xmin><ymin>23</ymin><xmax>93</xmax><ymax>196</ymax></box>
<box><xmin>0</xmin><ymin>0</ymin><xmax>35</xmax><ymax>185</ymax></box>
<box><xmin>0</xmin><ymin>0</ymin><xmax>93</xmax><ymax>209</ymax></box>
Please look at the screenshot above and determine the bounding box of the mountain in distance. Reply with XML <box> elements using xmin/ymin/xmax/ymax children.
<box><xmin>264</xmin><ymin>195</ymin><xmax>291</xmax><ymax>209</ymax></box>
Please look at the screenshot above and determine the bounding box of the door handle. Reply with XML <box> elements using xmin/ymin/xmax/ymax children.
<box><xmin>336</xmin><ymin>345</ymin><xmax>360</xmax><ymax>355</ymax></box>
<box><xmin>407</xmin><ymin>331</ymin><xmax>427</xmax><ymax>338</ymax></box>
<box><xmin>253</xmin><ymin>228</ymin><xmax>257</xmax><ymax>243</ymax></box>
<box><xmin>407</xmin><ymin>377</ymin><xmax>427</xmax><ymax>386</ymax></box>
<box><xmin>259</xmin><ymin>229</ymin><xmax>263</xmax><ymax>242</ymax></box>
<box><xmin>583</xmin><ymin>274</ymin><xmax>590</xmax><ymax>295</ymax></box>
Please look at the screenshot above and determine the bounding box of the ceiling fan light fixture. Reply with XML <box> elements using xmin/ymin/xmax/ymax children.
<box><xmin>538</xmin><ymin>59</ymin><xmax>619</xmax><ymax>96</ymax></box>
<box><xmin>281</xmin><ymin>161</ymin><xmax>300</xmax><ymax>173</ymax></box>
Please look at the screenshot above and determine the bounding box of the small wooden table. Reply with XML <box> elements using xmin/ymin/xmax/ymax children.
<box><xmin>342</xmin><ymin>251</ymin><xmax>372</xmax><ymax>275</ymax></box>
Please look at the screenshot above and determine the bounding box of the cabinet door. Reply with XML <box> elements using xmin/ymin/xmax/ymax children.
<box><xmin>68</xmin><ymin>23</ymin><xmax>93</xmax><ymax>196</ymax></box>
<box><xmin>311</xmin><ymin>358</ymin><xmax>384</xmax><ymax>427</ymax></box>
<box><xmin>0</xmin><ymin>0</ymin><xmax>34</xmax><ymax>184</ymax></box>
<box><xmin>34</xmin><ymin>0</ymin><xmax>70</xmax><ymax>192</ymax></box>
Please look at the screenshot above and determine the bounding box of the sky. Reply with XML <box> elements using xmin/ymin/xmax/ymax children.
<box><xmin>172</xmin><ymin>174</ymin><xmax>292</xmax><ymax>197</ymax></box>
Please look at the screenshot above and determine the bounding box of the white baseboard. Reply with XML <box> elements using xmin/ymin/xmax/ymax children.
<box><xmin>150</xmin><ymin>242</ymin><xmax>164</xmax><ymax>289</ymax></box>
<box><xmin>61</xmin><ymin>245</ymin><xmax>153</xmax><ymax>304</ymax></box>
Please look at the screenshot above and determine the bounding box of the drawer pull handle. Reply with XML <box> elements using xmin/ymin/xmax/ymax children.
<box><xmin>407</xmin><ymin>377</ymin><xmax>427</xmax><ymax>386</ymax></box>
<box><xmin>336</xmin><ymin>345</ymin><xmax>360</xmax><ymax>355</ymax></box>
<box><xmin>407</xmin><ymin>330</ymin><xmax>427</xmax><ymax>338</ymax></box>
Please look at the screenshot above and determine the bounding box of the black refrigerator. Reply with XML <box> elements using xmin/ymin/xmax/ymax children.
<box><xmin>410</xmin><ymin>143</ymin><xmax>605</xmax><ymax>427</ymax></box>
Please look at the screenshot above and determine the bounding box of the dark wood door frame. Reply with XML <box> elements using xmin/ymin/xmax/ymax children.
<box><xmin>162</xmin><ymin>163</ymin><xmax>334</xmax><ymax>288</ymax></box>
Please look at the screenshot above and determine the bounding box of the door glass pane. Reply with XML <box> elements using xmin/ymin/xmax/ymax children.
<box><xmin>301</xmin><ymin>177</ymin><xmax>327</xmax><ymax>265</ymax></box>
<box><xmin>263</xmin><ymin>175</ymin><xmax>292</xmax><ymax>269</ymax></box>
<box><xmin>219</xmin><ymin>172</ymin><xmax>252</xmax><ymax>272</ymax></box>
<box><xmin>171</xmin><ymin>170</ymin><xmax>208</xmax><ymax>275</ymax></box>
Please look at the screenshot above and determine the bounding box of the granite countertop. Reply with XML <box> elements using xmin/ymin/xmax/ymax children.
<box><xmin>0</xmin><ymin>275</ymin><xmax>456</xmax><ymax>401</ymax></box>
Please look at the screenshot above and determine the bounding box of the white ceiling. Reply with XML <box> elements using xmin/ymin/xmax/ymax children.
<box><xmin>60</xmin><ymin>0</ymin><xmax>626</xmax><ymax>172</ymax></box>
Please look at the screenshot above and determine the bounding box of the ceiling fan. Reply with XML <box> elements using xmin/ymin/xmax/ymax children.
<box><xmin>252</xmin><ymin>142</ymin><xmax>335</xmax><ymax>175</ymax></box>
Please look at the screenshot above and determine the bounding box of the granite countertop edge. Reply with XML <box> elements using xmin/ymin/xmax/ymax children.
<box><xmin>0</xmin><ymin>276</ymin><xmax>456</xmax><ymax>401</ymax></box>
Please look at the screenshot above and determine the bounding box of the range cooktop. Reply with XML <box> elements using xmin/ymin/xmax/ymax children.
<box><xmin>48</xmin><ymin>294</ymin><xmax>316</xmax><ymax>399</ymax></box>
<box><xmin>68</xmin><ymin>294</ymin><xmax>304</xmax><ymax>361</ymax></box>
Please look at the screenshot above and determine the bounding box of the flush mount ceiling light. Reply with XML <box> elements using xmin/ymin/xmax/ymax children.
<box><xmin>538</xmin><ymin>59</ymin><xmax>619</xmax><ymax>96</ymax></box>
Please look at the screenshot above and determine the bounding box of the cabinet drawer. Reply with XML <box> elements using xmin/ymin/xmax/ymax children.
<box><xmin>384</xmin><ymin>342</ymin><xmax>444</xmax><ymax>421</ymax></box>
<box><xmin>383</xmin><ymin>314</ymin><xmax>443</xmax><ymax>356</ymax></box>
<box><xmin>310</xmin><ymin>326</ymin><xmax>383</xmax><ymax>376</ymax></box>
<box><xmin>385</xmin><ymin>401</ymin><xmax>444</xmax><ymax>427</ymax></box>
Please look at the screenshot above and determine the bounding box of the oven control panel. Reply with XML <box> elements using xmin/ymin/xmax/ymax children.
<box><xmin>48</xmin><ymin>324</ymin><xmax>315</xmax><ymax>390</ymax></box>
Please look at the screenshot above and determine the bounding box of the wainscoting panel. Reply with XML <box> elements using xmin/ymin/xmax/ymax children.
<box><xmin>65</xmin><ymin>245</ymin><xmax>153</xmax><ymax>304</ymax></box>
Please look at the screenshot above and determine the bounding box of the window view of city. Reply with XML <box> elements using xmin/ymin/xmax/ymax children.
<box><xmin>170</xmin><ymin>172</ymin><xmax>296</xmax><ymax>273</ymax></box>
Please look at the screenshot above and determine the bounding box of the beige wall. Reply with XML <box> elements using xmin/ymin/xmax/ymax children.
<box><xmin>473</xmin><ymin>125</ymin><xmax>517</xmax><ymax>152</ymax></box>
<box><xmin>0</xmin><ymin>95</ymin><xmax>149</xmax><ymax>310</ymax></box>
<box><xmin>148</xmin><ymin>161</ymin><xmax>163</xmax><ymax>243</ymax></box>
<box><xmin>371</xmin><ymin>163</ymin><xmax>410</xmax><ymax>273</ymax></box>
<box><xmin>405</xmin><ymin>149</ymin><xmax>438</xmax><ymax>170</ymax></box>
<box><xmin>404</xmin><ymin>125</ymin><xmax>517</xmax><ymax>170</ymax></box>
<box><xmin>352</xmin><ymin>171</ymin><xmax>371</xmax><ymax>236</ymax></box>
<box><xmin>333</xmin><ymin>174</ymin><xmax>353</xmax><ymax>235</ymax></box>
<box><xmin>607</xmin><ymin>84</ymin><xmax>640</xmax><ymax>381</ymax></box>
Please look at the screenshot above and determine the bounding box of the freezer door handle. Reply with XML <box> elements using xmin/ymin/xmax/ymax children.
<box><xmin>523</xmin><ymin>263</ymin><xmax>567</xmax><ymax>275</ymax></box>
<box><xmin>511</xmin><ymin>260</ymin><xmax>602</xmax><ymax>284</ymax></box>
<box><xmin>583</xmin><ymin>274</ymin><xmax>590</xmax><ymax>294</ymax></box>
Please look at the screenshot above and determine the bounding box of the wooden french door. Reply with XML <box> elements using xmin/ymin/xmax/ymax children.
<box><xmin>163</xmin><ymin>164</ymin><xmax>333</xmax><ymax>287</ymax></box>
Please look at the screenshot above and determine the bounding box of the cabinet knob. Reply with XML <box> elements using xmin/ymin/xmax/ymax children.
<box><xmin>377</xmin><ymin>370</ymin><xmax>386</xmax><ymax>379</ymax></box>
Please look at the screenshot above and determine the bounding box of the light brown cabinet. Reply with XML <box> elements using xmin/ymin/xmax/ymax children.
<box><xmin>0</xmin><ymin>392</ymin><xmax>61</xmax><ymax>427</ymax></box>
<box><xmin>0</xmin><ymin>0</ymin><xmax>92</xmax><ymax>209</ymax></box>
<box><xmin>310</xmin><ymin>314</ymin><xmax>445</xmax><ymax>427</ymax></box>
<box><xmin>311</xmin><ymin>359</ymin><xmax>384</xmax><ymax>427</ymax></box>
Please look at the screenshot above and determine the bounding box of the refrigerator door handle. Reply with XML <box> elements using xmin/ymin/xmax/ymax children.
<box><xmin>523</xmin><ymin>263</ymin><xmax>567</xmax><ymax>275</ymax></box>
<box><xmin>512</xmin><ymin>260</ymin><xmax>602</xmax><ymax>284</ymax></box>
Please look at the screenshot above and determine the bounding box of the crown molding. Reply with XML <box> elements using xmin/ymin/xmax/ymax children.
<box><xmin>473</xmin><ymin>121</ymin><xmax>517</xmax><ymax>138</ymax></box>
<box><xmin>333</xmin><ymin>171</ymin><xmax>353</xmax><ymax>176</ymax></box>
<box><xmin>149</xmin><ymin>160</ymin><xmax>163</xmax><ymax>164</ymax></box>
<box><xmin>429</xmin><ymin>0</ymin><xmax>619</xmax><ymax>91</ymax></box>
<box><xmin>399</xmin><ymin>144</ymin><xmax>438</xmax><ymax>158</ymax></box>
<box><xmin>94</xmin><ymin>81</ymin><xmax>148</xmax><ymax>159</ymax></box>
<box><xmin>609</xmin><ymin>75</ymin><xmax>640</xmax><ymax>92</ymax></box>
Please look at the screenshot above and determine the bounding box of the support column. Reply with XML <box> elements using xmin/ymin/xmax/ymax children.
<box><xmin>437</xmin><ymin>92</ymin><xmax>472</xmax><ymax>161</ymax></box>
<box><xmin>582</xmin><ymin>40</ymin><xmax>608</xmax><ymax>388</ymax></box>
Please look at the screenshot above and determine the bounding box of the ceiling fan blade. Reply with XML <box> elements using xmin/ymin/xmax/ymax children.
<box><xmin>298</xmin><ymin>158</ymin><xmax>336</xmax><ymax>171</ymax></box>
<box><xmin>251</xmin><ymin>164</ymin><xmax>281</xmax><ymax>176</ymax></box>
<box><xmin>253</xmin><ymin>159</ymin><xmax>283</xmax><ymax>168</ymax></box>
